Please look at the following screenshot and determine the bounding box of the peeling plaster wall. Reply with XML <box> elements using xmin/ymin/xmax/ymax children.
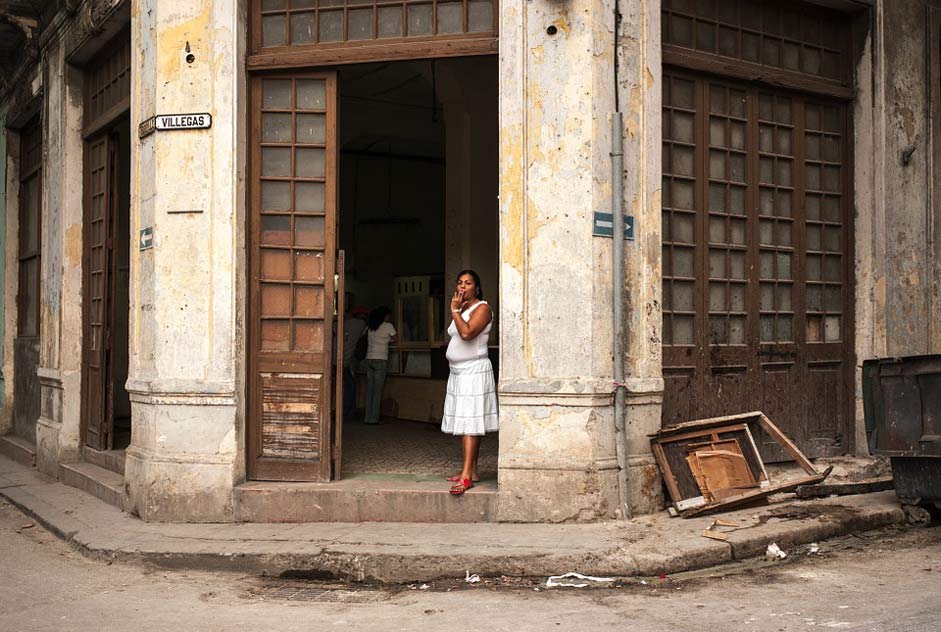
<box><xmin>34</xmin><ymin>38</ymin><xmax>86</xmax><ymax>477</ymax></box>
<box><xmin>880</xmin><ymin>1</ymin><xmax>934</xmax><ymax>356</ymax></box>
<box><xmin>497</xmin><ymin>0</ymin><xmax>626</xmax><ymax>521</ymax></box>
<box><xmin>124</xmin><ymin>0</ymin><xmax>247</xmax><ymax>521</ymax></box>
<box><xmin>0</xmin><ymin>120</ymin><xmax>19</xmax><ymax>436</ymax></box>
<box><xmin>618</xmin><ymin>0</ymin><xmax>664</xmax><ymax>515</ymax></box>
<box><xmin>853</xmin><ymin>0</ymin><xmax>941</xmax><ymax>451</ymax></box>
<box><xmin>0</xmin><ymin>108</ymin><xmax>7</xmax><ymax>413</ymax></box>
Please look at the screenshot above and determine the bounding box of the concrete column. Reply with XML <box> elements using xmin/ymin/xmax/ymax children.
<box><xmin>35</xmin><ymin>44</ymin><xmax>85</xmax><ymax>477</ymax></box>
<box><xmin>125</xmin><ymin>1</ymin><xmax>246</xmax><ymax>521</ymax></box>
<box><xmin>618</xmin><ymin>0</ymin><xmax>664</xmax><ymax>515</ymax></box>
<box><xmin>497</xmin><ymin>0</ymin><xmax>622</xmax><ymax>521</ymax></box>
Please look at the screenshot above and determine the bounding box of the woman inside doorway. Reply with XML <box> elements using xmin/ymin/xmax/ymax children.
<box><xmin>365</xmin><ymin>306</ymin><xmax>396</xmax><ymax>425</ymax></box>
<box><xmin>442</xmin><ymin>270</ymin><xmax>498</xmax><ymax>495</ymax></box>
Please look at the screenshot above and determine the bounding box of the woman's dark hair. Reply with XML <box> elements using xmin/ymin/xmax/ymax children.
<box><xmin>368</xmin><ymin>306</ymin><xmax>390</xmax><ymax>331</ymax></box>
<box><xmin>456</xmin><ymin>269</ymin><xmax>483</xmax><ymax>299</ymax></box>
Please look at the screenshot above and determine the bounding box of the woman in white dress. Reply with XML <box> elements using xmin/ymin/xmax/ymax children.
<box><xmin>442</xmin><ymin>269</ymin><xmax>498</xmax><ymax>495</ymax></box>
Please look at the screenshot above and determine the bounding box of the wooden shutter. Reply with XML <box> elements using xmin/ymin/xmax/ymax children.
<box><xmin>248</xmin><ymin>72</ymin><xmax>338</xmax><ymax>481</ymax></box>
<box><xmin>82</xmin><ymin>134</ymin><xmax>113</xmax><ymax>450</ymax></box>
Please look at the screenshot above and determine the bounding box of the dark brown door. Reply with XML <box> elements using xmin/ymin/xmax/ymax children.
<box><xmin>661</xmin><ymin>72</ymin><xmax>853</xmax><ymax>459</ymax></box>
<box><xmin>248</xmin><ymin>72</ymin><xmax>338</xmax><ymax>481</ymax></box>
<box><xmin>82</xmin><ymin>133</ymin><xmax>115</xmax><ymax>450</ymax></box>
<box><xmin>13</xmin><ymin>119</ymin><xmax>42</xmax><ymax>442</ymax></box>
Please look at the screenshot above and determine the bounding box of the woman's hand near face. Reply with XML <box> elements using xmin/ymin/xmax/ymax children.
<box><xmin>450</xmin><ymin>290</ymin><xmax>465</xmax><ymax>312</ymax></box>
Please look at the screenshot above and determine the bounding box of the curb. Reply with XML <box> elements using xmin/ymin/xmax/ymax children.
<box><xmin>0</xmin><ymin>457</ymin><xmax>907</xmax><ymax>584</ymax></box>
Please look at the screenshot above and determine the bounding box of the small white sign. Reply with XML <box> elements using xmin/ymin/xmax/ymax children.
<box><xmin>155</xmin><ymin>113</ymin><xmax>212</xmax><ymax>131</ymax></box>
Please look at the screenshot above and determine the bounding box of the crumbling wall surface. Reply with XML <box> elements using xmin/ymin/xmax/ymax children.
<box><xmin>879</xmin><ymin>0</ymin><xmax>934</xmax><ymax>357</ymax></box>
<box><xmin>497</xmin><ymin>0</ymin><xmax>624</xmax><ymax>522</ymax></box>
<box><xmin>34</xmin><ymin>38</ymin><xmax>85</xmax><ymax>477</ymax></box>
<box><xmin>618</xmin><ymin>0</ymin><xmax>664</xmax><ymax>516</ymax></box>
<box><xmin>124</xmin><ymin>0</ymin><xmax>245</xmax><ymax>522</ymax></box>
<box><xmin>853</xmin><ymin>0</ymin><xmax>941</xmax><ymax>452</ymax></box>
<box><xmin>0</xmin><ymin>111</ymin><xmax>8</xmax><ymax>425</ymax></box>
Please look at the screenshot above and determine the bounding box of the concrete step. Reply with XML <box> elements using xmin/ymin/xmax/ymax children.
<box><xmin>236</xmin><ymin>475</ymin><xmax>497</xmax><ymax>523</ymax></box>
<box><xmin>82</xmin><ymin>447</ymin><xmax>126</xmax><ymax>476</ymax></box>
<box><xmin>0</xmin><ymin>434</ymin><xmax>36</xmax><ymax>467</ymax></box>
<box><xmin>59</xmin><ymin>461</ymin><xmax>126</xmax><ymax>511</ymax></box>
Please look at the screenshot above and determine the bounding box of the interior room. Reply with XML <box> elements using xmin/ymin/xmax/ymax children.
<box><xmin>335</xmin><ymin>56</ymin><xmax>499</xmax><ymax>479</ymax></box>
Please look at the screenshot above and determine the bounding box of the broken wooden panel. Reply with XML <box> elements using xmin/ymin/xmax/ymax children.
<box><xmin>686</xmin><ymin>438</ymin><xmax>760</xmax><ymax>502</ymax></box>
<box><xmin>651</xmin><ymin>411</ymin><xmax>827</xmax><ymax>517</ymax></box>
<box><xmin>260</xmin><ymin>373</ymin><xmax>323</xmax><ymax>460</ymax></box>
<box><xmin>652</xmin><ymin>421</ymin><xmax>768</xmax><ymax>507</ymax></box>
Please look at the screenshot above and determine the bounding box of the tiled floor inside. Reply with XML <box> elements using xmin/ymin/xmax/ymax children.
<box><xmin>340</xmin><ymin>417</ymin><xmax>498</xmax><ymax>480</ymax></box>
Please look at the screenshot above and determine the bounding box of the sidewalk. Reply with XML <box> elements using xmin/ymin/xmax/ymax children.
<box><xmin>0</xmin><ymin>453</ymin><xmax>906</xmax><ymax>583</ymax></box>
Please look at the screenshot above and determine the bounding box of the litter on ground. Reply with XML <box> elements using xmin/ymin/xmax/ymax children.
<box><xmin>546</xmin><ymin>572</ymin><xmax>616</xmax><ymax>588</ymax></box>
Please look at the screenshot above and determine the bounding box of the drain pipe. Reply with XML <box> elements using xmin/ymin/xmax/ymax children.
<box><xmin>611</xmin><ymin>1</ymin><xmax>630</xmax><ymax>519</ymax></box>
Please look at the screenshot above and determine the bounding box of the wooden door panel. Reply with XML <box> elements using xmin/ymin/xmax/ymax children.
<box><xmin>662</xmin><ymin>366</ymin><xmax>697</xmax><ymax>427</ymax></box>
<box><xmin>661</xmin><ymin>70</ymin><xmax>853</xmax><ymax>458</ymax></box>
<box><xmin>249</xmin><ymin>72</ymin><xmax>337</xmax><ymax>481</ymax></box>
<box><xmin>82</xmin><ymin>134</ymin><xmax>112</xmax><ymax>451</ymax></box>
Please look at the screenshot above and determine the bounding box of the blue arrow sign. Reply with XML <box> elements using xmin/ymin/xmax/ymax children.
<box><xmin>593</xmin><ymin>212</ymin><xmax>634</xmax><ymax>239</ymax></box>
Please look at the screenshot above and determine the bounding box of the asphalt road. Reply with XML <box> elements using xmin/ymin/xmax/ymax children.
<box><xmin>1</xmin><ymin>498</ymin><xmax>938</xmax><ymax>631</ymax></box>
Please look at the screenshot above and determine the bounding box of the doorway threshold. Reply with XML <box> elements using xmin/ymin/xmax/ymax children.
<box><xmin>0</xmin><ymin>434</ymin><xmax>36</xmax><ymax>467</ymax></box>
<box><xmin>235</xmin><ymin>475</ymin><xmax>497</xmax><ymax>523</ymax></box>
<box><xmin>82</xmin><ymin>446</ymin><xmax>126</xmax><ymax>476</ymax></box>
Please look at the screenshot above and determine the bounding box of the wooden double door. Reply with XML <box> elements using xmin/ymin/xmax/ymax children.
<box><xmin>247</xmin><ymin>72</ymin><xmax>343</xmax><ymax>481</ymax></box>
<box><xmin>82</xmin><ymin>122</ymin><xmax>131</xmax><ymax>451</ymax></box>
<box><xmin>661</xmin><ymin>71</ymin><xmax>854</xmax><ymax>459</ymax></box>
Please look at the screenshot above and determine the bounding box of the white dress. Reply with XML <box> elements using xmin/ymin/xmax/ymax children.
<box><xmin>441</xmin><ymin>301</ymin><xmax>499</xmax><ymax>436</ymax></box>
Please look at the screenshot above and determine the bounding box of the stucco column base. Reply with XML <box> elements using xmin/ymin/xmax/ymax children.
<box><xmin>124</xmin><ymin>383</ymin><xmax>238</xmax><ymax>522</ymax></box>
<box><xmin>35</xmin><ymin>370</ymin><xmax>81</xmax><ymax>477</ymax></box>
<box><xmin>623</xmin><ymin>378</ymin><xmax>665</xmax><ymax>516</ymax></box>
<box><xmin>496</xmin><ymin>381</ymin><xmax>620</xmax><ymax>522</ymax></box>
<box><xmin>124</xmin><ymin>448</ymin><xmax>235</xmax><ymax>522</ymax></box>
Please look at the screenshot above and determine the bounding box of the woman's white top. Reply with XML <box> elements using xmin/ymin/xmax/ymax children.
<box><xmin>366</xmin><ymin>322</ymin><xmax>396</xmax><ymax>360</ymax></box>
<box><xmin>446</xmin><ymin>301</ymin><xmax>492</xmax><ymax>365</ymax></box>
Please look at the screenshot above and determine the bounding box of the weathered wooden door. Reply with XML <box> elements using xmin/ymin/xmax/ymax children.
<box><xmin>248</xmin><ymin>72</ymin><xmax>338</xmax><ymax>481</ymax></box>
<box><xmin>13</xmin><ymin>118</ymin><xmax>42</xmax><ymax>442</ymax></box>
<box><xmin>82</xmin><ymin>133</ymin><xmax>115</xmax><ymax>450</ymax></box>
<box><xmin>661</xmin><ymin>72</ymin><xmax>853</xmax><ymax>459</ymax></box>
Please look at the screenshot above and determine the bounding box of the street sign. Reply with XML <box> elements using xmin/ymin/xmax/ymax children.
<box><xmin>139</xmin><ymin>226</ymin><xmax>153</xmax><ymax>251</ymax></box>
<box><xmin>139</xmin><ymin>113</ymin><xmax>212</xmax><ymax>139</ymax></box>
<box><xmin>155</xmin><ymin>113</ymin><xmax>212</xmax><ymax>131</ymax></box>
<box><xmin>593</xmin><ymin>212</ymin><xmax>635</xmax><ymax>239</ymax></box>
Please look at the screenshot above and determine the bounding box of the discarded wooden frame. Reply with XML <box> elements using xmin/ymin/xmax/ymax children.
<box><xmin>650</xmin><ymin>411</ymin><xmax>832</xmax><ymax>518</ymax></box>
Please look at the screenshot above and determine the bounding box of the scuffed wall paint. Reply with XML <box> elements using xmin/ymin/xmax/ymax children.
<box><xmin>0</xmin><ymin>108</ymin><xmax>6</xmax><ymax>409</ymax></box>
<box><xmin>125</xmin><ymin>0</ymin><xmax>245</xmax><ymax>521</ymax></box>
<box><xmin>881</xmin><ymin>0</ymin><xmax>931</xmax><ymax>356</ymax></box>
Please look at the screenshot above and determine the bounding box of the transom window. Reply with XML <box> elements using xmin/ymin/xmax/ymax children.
<box><xmin>662</xmin><ymin>0</ymin><xmax>849</xmax><ymax>86</ymax></box>
<box><xmin>255</xmin><ymin>0</ymin><xmax>496</xmax><ymax>51</ymax></box>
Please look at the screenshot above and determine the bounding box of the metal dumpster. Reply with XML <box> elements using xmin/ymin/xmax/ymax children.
<box><xmin>862</xmin><ymin>354</ymin><xmax>941</xmax><ymax>509</ymax></box>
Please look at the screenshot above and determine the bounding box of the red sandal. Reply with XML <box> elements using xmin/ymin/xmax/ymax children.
<box><xmin>450</xmin><ymin>478</ymin><xmax>473</xmax><ymax>495</ymax></box>
<box><xmin>446</xmin><ymin>474</ymin><xmax>480</xmax><ymax>482</ymax></box>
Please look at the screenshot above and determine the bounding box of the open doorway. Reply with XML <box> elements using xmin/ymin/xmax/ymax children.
<box><xmin>336</xmin><ymin>56</ymin><xmax>499</xmax><ymax>480</ymax></box>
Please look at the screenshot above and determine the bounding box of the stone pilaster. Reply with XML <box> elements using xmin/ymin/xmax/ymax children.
<box><xmin>35</xmin><ymin>43</ymin><xmax>85</xmax><ymax>477</ymax></box>
<box><xmin>618</xmin><ymin>0</ymin><xmax>665</xmax><ymax>516</ymax></box>
<box><xmin>497</xmin><ymin>0</ymin><xmax>622</xmax><ymax>521</ymax></box>
<box><xmin>124</xmin><ymin>1</ymin><xmax>246</xmax><ymax>521</ymax></box>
